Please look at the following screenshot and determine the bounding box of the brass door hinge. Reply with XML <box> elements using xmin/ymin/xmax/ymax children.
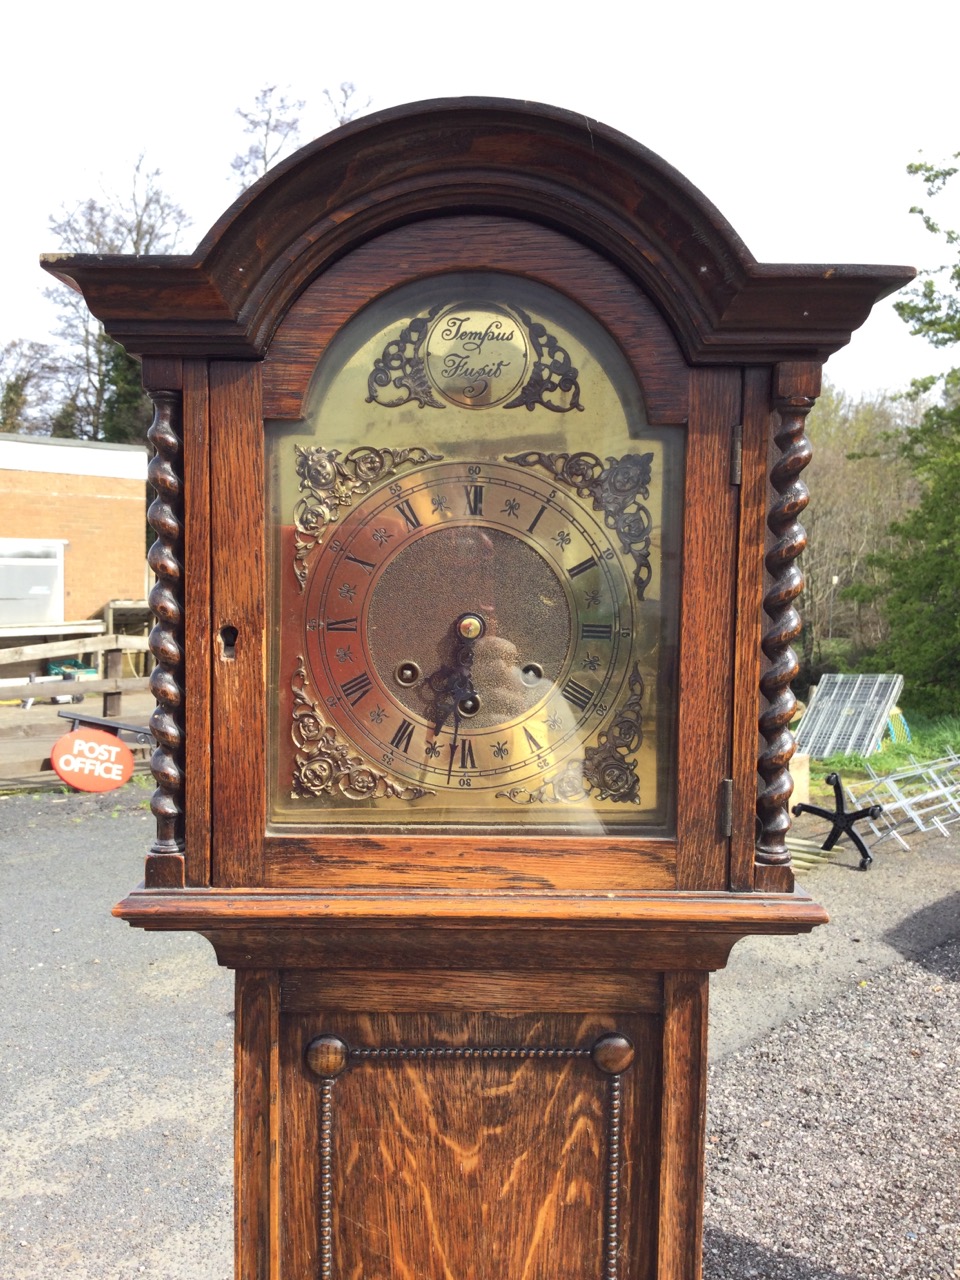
<box><xmin>729</xmin><ymin>422</ymin><xmax>743</xmax><ymax>486</ymax></box>
<box><xmin>721</xmin><ymin>778</ymin><xmax>734</xmax><ymax>837</ymax></box>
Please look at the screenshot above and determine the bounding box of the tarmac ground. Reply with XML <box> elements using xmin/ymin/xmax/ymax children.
<box><xmin>0</xmin><ymin>750</ymin><xmax>957</xmax><ymax>1279</ymax></box>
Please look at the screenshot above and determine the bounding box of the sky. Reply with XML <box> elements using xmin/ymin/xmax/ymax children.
<box><xmin>3</xmin><ymin>1</ymin><xmax>959</xmax><ymax>401</ymax></box>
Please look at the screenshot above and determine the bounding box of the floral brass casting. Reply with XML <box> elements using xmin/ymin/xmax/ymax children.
<box><xmin>291</xmin><ymin>657</ymin><xmax>434</xmax><ymax>803</ymax></box>
<box><xmin>502</xmin><ymin>310</ymin><xmax>583</xmax><ymax>414</ymax></box>
<box><xmin>504</xmin><ymin>450</ymin><xmax>654</xmax><ymax>602</ymax></box>
<box><xmin>293</xmin><ymin>444</ymin><xmax>442</xmax><ymax>589</ymax></box>
<box><xmin>365</xmin><ymin>312</ymin><xmax>446</xmax><ymax>409</ymax></box>
<box><xmin>497</xmin><ymin>664</ymin><xmax>645</xmax><ymax>807</ymax></box>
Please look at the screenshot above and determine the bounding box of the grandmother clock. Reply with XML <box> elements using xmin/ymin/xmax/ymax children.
<box><xmin>44</xmin><ymin>101</ymin><xmax>912</xmax><ymax>1279</ymax></box>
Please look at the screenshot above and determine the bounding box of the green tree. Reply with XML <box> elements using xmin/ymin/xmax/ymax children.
<box><xmin>0</xmin><ymin>340</ymin><xmax>54</xmax><ymax>434</ymax></box>
<box><xmin>869</xmin><ymin>154</ymin><xmax>960</xmax><ymax>713</ymax></box>
<box><xmin>895</xmin><ymin>154</ymin><xmax>960</xmax><ymax>347</ymax></box>
<box><xmin>798</xmin><ymin>383</ymin><xmax>919</xmax><ymax>691</ymax></box>
<box><xmin>101</xmin><ymin>341</ymin><xmax>153</xmax><ymax>444</ymax></box>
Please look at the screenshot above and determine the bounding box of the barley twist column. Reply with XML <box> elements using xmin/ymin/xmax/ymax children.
<box><xmin>146</xmin><ymin>389</ymin><xmax>185</xmax><ymax>856</ymax></box>
<box><xmin>757</xmin><ymin>381</ymin><xmax>814</xmax><ymax>863</ymax></box>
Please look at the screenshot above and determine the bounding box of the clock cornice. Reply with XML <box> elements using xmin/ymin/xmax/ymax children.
<box><xmin>40</xmin><ymin>98</ymin><xmax>913</xmax><ymax>366</ymax></box>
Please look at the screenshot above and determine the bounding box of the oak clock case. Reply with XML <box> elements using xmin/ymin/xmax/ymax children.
<box><xmin>266</xmin><ymin>274</ymin><xmax>682</xmax><ymax>835</ymax></box>
<box><xmin>45</xmin><ymin>97</ymin><xmax>910</xmax><ymax>1280</ymax></box>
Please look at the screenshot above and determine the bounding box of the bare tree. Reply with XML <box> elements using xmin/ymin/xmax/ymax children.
<box><xmin>231</xmin><ymin>83</ymin><xmax>372</xmax><ymax>192</ymax></box>
<box><xmin>797</xmin><ymin>382</ymin><xmax>921</xmax><ymax>685</ymax></box>
<box><xmin>321</xmin><ymin>82</ymin><xmax>371</xmax><ymax>127</ymax></box>
<box><xmin>45</xmin><ymin>158</ymin><xmax>191</xmax><ymax>441</ymax></box>
<box><xmin>231</xmin><ymin>86</ymin><xmax>306</xmax><ymax>190</ymax></box>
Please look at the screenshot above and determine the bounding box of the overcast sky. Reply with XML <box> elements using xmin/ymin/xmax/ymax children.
<box><xmin>4</xmin><ymin>1</ymin><xmax>959</xmax><ymax>400</ymax></box>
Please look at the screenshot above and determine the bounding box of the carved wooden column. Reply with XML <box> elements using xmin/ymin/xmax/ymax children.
<box><xmin>757</xmin><ymin>362</ymin><xmax>819</xmax><ymax>864</ymax></box>
<box><xmin>145</xmin><ymin>387</ymin><xmax>186</xmax><ymax>884</ymax></box>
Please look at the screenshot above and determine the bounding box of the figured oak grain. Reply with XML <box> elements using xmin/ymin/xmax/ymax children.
<box><xmin>181</xmin><ymin>358</ymin><xmax>213</xmax><ymax>886</ymax></box>
<box><xmin>659</xmin><ymin>972</ymin><xmax>709</xmax><ymax>1280</ymax></box>
<box><xmin>280</xmin><ymin>969</ymin><xmax>663</xmax><ymax>1014</ymax></box>
<box><xmin>235</xmin><ymin>969</ymin><xmax>279</xmax><ymax>1280</ymax></box>
<box><xmin>210</xmin><ymin>361</ymin><xmax>266</xmax><ymax>886</ymax></box>
<box><xmin>675</xmin><ymin>369</ymin><xmax>739</xmax><ymax>891</ymax></box>
<box><xmin>280</xmin><ymin>1011</ymin><xmax>654</xmax><ymax>1280</ymax></box>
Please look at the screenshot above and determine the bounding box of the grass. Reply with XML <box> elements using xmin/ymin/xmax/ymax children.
<box><xmin>806</xmin><ymin>713</ymin><xmax>960</xmax><ymax>791</ymax></box>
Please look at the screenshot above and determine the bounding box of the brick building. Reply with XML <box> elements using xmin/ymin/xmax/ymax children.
<box><xmin>0</xmin><ymin>434</ymin><xmax>148</xmax><ymax>625</ymax></box>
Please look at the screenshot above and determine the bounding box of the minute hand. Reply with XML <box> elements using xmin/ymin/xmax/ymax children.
<box><xmin>444</xmin><ymin>659</ymin><xmax>479</xmax><ymax>782</ymax></box>
<box><xmin>428</xmin><ymin>615</ymin><xmax>484</xmax><ymax>778</ymax></box>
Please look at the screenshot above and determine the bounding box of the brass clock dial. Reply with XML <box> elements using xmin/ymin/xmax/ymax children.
<box><xmin>268</xmin><ymin>273</ymin><xmax>679</xmax><ymax>834</ymax></box>
<box><xmin>301</xmin><ymin>461</ymin><xmax>633</xmax><ymax>800</ymax></box>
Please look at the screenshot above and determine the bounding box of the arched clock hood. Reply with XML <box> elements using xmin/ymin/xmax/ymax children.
<box><xmin>41</xmin><ymin>97</ymin><xmax>912</xmax><ymax>365</ymax></box>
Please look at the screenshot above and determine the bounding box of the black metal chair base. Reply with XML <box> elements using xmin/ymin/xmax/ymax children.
<box><xmin>792</xmin><ymin>772</ymin><xmax>881</xmax><ymax>870</ymax></box>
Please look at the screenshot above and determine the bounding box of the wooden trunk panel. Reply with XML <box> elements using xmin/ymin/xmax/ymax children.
<box><xmin>235</xmin><ymin>969</ymin><xmax>279</xmax><ymax>1280</ymax></box>
<box><xmin>675</xmin><ymin>368</ymin><xmax>739</xmax><ymax>891</ymax></box>
<box><xmin>210</xmin><ymin>360</ymin><xmax>266</xmax><ymax>886</ymax></box>
<box><xmin>279</xmin><ymin>1012</ymin><xmax>659</xmax><ymax>1280</ymax></box>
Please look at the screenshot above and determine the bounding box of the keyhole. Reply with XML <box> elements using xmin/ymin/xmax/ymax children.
<box><xmin>219</xmin><ymin>625</ymin><xmax>238</xmax><ymax>660</ymax></box>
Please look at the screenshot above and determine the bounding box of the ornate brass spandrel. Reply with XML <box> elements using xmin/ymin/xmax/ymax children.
<box><xmin>293</xmin><ymin>444</ymin><xmax>442</xmax><ymax>589</ymax></box>
<box><xmin>291</xmin><ymin>657</ymin><xmax>434</xmax><ymax>804</ymax></box>
<box><xmin>367</xmin><ymin>302</ymin><xmax>583</xmax><ymax>413</ymax></box>
<box><xmin>498</xmin><ymin>664</ymin><xmax>645</xmax><ymax>807</ymax></box>
<box><xmin>584</xmin><ymin>664</ymin><xmax>645</xmax><ymax>803</ymax></box>
<box><xmin>364</xmin><ymin>311</ymin><xmax>445</xmax><ymax>409</ymax></box>
<box><xmin>504</xmin><ymin>450</ymin><xmax>654</xmax><ymax>601</ymax></box>
<box><xmin>501</xmin><ymin>309</ymin><xmax>583</xmax><ymax>414</ymax></box>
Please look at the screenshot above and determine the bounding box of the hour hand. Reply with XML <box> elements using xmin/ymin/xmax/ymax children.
<box><xmin>424</xmin><ymin>613</ymin><xmax>485</xmax><ymax>738</ymax></box>
<box><xmin>426</xmin><ymin>659</ymin><xmax>479</xmax><ymax>739</ymax></box>
<box><xmin>425</xmin><ymin>666</ymin><xmax>459</xmax><ymax>739</ymax></box>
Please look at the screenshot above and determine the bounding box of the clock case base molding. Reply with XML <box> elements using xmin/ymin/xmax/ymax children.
<box><xmin>116</xmin><ymin>887</ymin><xmax>826</xmax><ymax>1280</ymax></box>
<box><xmin>114</xmin><ymin>886</ymin><xmax>827</xmax><ymax>967</ymax></box>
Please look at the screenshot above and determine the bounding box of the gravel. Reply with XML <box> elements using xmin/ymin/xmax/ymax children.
<box><xmin>704</xmin><ymin>940</ymin><xmax>959</xmax><ymax>1279</ymax></box>
<box><xmin>1</xmin><ymin>787</ymin><xmax>957</xmax><ymax>1278</ymax></box>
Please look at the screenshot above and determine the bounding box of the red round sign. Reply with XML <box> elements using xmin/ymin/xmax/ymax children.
<box><xmin>50</xmin><ymin>728</ymin><xmax>137</xmax><ymax>793</ymax></box>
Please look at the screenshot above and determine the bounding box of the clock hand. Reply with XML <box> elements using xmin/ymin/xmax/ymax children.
<box><xmin>446</xmin><ymin>712</ymin><xmax>460</xmax><ymax>785</ymax></box>
<box><xmin>424</xmin><ymin>613</ymin><xmax>484</xmax><ymax>751</ymax></box>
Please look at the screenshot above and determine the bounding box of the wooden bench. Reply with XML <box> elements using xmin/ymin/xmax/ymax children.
<box><xmin>57</xmin><ymin>709</ymin><xmax>154</xmax><ymax>747</ymax></box>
